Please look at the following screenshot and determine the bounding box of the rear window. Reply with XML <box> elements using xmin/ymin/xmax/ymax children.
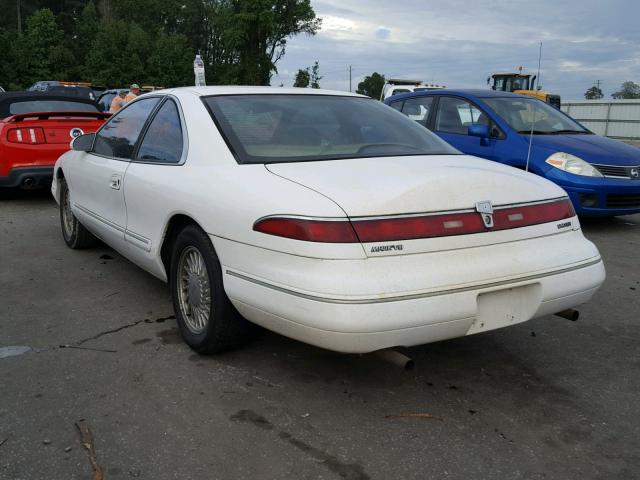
<box><xmin>203</xmin><ymin>94</ymin><xmax>459</xmax><ymax>164</ymax></box>
<box><xmin>9</xmin><ymin>100</ymin><xmax>98</xmax><ymax>115</ymax></box>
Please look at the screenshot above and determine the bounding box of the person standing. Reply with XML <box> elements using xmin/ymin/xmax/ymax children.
<box><xmin>109</xmin><ymin>90</ymin><xmax>127</xmax><ymax>113</ymax></box>
<box><xmin>125</xmin><ymin>84</ymin><xmax>141</xmax><ymax>104</ymax></box>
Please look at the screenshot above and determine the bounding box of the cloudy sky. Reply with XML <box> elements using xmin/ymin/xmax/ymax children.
<box><xmin>271</xmin><ymin>0</ymin><xmax>640</xmax><ymax>99</ymax></box>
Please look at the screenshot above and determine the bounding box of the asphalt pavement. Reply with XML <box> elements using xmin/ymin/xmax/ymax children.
<box><xmin>1</xmin><ymin>190</ymin><xmax>639</xmax><ymax>480</ymax></box>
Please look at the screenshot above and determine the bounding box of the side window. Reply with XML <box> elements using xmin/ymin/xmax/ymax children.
<box><xmin>136</xmin><ymin>100</ymin><xmax>184</xmax><ymax>163</ymax></box>
<box><xmin>93</xmin><ymin>98</ymin><xmax>160</xmax><ymax>159</ymax></box>
<box><xmin>389</xmin><ymin>100</ymin><xmax>403</xmax><ymax>111</ymax></box>
<box><xmin>435</xmin><ymin>97</ymin><xmax>489</xmax><ymax>135</ymax></box>
<box><xmin>401</xmin><ymin>96</ymin><xmax>433</xmax><ymax>123</ymax></box>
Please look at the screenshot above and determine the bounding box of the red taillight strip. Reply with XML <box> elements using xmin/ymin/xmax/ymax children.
<box><xmin>253</xmin><ymin>217</ymin><xmax>358</xmax><ymax>243</ymax></box>
<box><xmin>352</xmin><ymin>198</ymin><xmax>575</xmax><ymax>243</ymax></box>
<box><xmin>253</xmin><ymin>198</ymin><xmax>575</xmax><ymax>243</ymax></box>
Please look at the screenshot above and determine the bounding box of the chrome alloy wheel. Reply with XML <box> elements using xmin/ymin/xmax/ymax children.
<box><xmin>62</xmin><ymin>189</ymin><xmax>75</xmax><ymax>238</ymax></box>
<box><xmin>177</xmin><ymin>246</ymin><xmax>212</xmax><ymax>334</ymax></box>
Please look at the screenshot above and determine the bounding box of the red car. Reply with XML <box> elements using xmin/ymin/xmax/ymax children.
<box><xmin>0</xmin><ymin>92</ymin><xmax>109</xmax><ymax>189</ymax></box>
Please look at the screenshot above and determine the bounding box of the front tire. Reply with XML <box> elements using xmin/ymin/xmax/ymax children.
<box><xmin>59</xmin><ymin>178</ymin><xmax>97</xmax><ymax>249</ymax></box>
<box><xmin>170</xmin><ymin>224</ymin><xmax>254</xmax><ymax>354</ymax></box>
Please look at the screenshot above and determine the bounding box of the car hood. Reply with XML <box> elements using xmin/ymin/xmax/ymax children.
<box><xmin>530</xmin><ymin>134</ymin><xmax>640</xmax><ymax>166</ymax></box>
<box><xmin>266</xmin><ymin>154</ymin><xmax>565</xmax><ymax>217</ymax></box>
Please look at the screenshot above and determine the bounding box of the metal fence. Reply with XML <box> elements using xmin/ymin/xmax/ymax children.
<box><xmin>561</xmin><ymin>99</ymin><xmax>640</xmax><ymax>140</ymax></box>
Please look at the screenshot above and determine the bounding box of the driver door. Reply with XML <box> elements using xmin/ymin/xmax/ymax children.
<box><xmin>432</xmin><ymin>96</ymin><xmax>497</xmax><ymax>160</ymax></box>
<box><xmin>69</xmin><ymin>97</ymin><xmax>161</xmax><ymax>250</ymax></box>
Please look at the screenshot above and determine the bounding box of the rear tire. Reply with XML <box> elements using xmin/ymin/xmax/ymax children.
<box><xmin>170</xmin><ymin>224</ymin><xmax>255</xmax><ymax>354</ymax></box>
<box><xmin>59</xmin><ymin>178</ymin><xmax>97</xmax><ymax>249</ymax></box>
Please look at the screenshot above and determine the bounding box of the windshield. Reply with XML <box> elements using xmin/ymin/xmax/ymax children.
<box><xmin>203</xmin><ymin>94</ymin><xmax>459</xmax><ymax>164</ymax></box>
<box><xmin>482</xmin><ymin>97</ymin><xmax>589</xmax><ymax>134</ymax></box>
<box><xmin>9</xmin><ymin>100</ymin><xmax>98</xmax><ymax>115</ymax></box>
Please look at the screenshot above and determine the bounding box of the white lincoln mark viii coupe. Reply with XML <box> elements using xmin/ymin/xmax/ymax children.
<box><xmin>52</xmin><ymin>87</ymin><xmax>605</xmax><ymax>354</ymax></box>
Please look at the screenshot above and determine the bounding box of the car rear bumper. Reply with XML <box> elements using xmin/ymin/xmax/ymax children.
<box><xmin>225</xmin><ymin>259</ymin><xmax>603</xmax><ymax>353</ymax></box>
<box><xmin>215</xmin><ymin>230</ymin><xmax>605</xmax><ymax>353</ymax></box>
<box><xmin>0</xmin><ymin>166</ymin><xmax>53</xmax><ymax>188</ymax></box>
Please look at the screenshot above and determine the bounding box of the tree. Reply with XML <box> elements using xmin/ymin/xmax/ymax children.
<box><xmin>584</xmin><ymin>86</ymin><xmax>603</xmax><ymax>100</ymax></box>
<box><xmin>293</xmin><ymin>61</ymin><xmax>320</xmax><ymax>88</ymax></box>
<box><xmin>69</xmin><ymin>2</ymin><xmax>101</xmax><ymax>79</ymax></box>
<box><xmin>84</xmin><ymin>20</ymin><xmax>151</xmax><ymax>86</ymax></box>
<box><xmin>612</xmin><ymin>81</ymin><xmax>640</xmax><ymax>99</ymax></box>
<box><xmin>293</xmin><ymin>68</ymin><xmax>310</xmax><ymax>88</ymax></box>
<box><xmin>17</xmin><ymin>9</ymin><xmax>73</xmax><ymax>86</ymax></box>
<box><xmin>223</xmin><ymin>0</ymin><xmax>322</xmax><ymax>85</ymax></box>
<box><xmin>310</xmin><ymin>60</ymin><xmax>321</xmax><ymax>89</ymax></box>
<box><xmin>0</xmin><ymin>0</ymin><xmax>321</xmax><ymax>89</ymax></box>
<box><xmin>357</xmin><ymin>72</ymin><xmax>386</xmax><ymax>99</ymax></box>
<box><xmin>146</xmin><ymin>32</ymin><xmax>193</xmax><ymax>87</ymax></box>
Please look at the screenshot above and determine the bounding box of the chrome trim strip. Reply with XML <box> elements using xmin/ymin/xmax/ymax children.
<box><xmin>225</xmin><ymin>256</ymin><xmax>602</xmax><ymax>305</ymax></box>
<box><xmin>124</xmin><ymin>229</ymin><xmax>150</xmax><ymax>244</ymax></box>
<box><xmin>74</xmin><ymin>203</ymin><xmax>125</xmax><ymax>233</ymax></box>
<box><xmin>254</xmin><ymin>197</ymin><xmax>570</xmax><ymax>224</ymax></box>
<box><xmin>124</xmin><ymin>229</ymin><xmax>152</xmax><ymax>252</ymax></box>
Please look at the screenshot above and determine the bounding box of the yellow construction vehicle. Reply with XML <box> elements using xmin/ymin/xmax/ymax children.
<box><xmin>488</xmin><ymin>71</ymin><xmax>561</xmax><ymax>108</ymax></box>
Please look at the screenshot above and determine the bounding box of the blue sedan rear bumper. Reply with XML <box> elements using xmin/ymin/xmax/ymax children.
<box><xmin>545</xmin><ymin>169</ymin><xmax>640</xmax><ymax>216</ymax></box>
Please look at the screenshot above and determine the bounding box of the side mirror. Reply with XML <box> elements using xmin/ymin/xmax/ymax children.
<box><xmin>468</xmin><ymin>123</ymin><xmax>490</xmax><ymax>138</ymax></box>
<box><xmin>71</xmin><ymin>133</ymin><xmax>96</xmax><ymax>152</ymax></box>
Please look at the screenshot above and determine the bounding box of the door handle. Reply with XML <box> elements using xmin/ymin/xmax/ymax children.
<box><xmin>109</xmin><ymin>174</ymin><xmax>122</xmax><ymax>190</ymax></box>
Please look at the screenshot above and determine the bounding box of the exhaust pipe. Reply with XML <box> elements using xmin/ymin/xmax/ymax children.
<box><xmin>375</xmin><ymin>349</ymin><xmax>415</xmax><ymax>371</ymax></box>
<box><xmin>22</xmin><ymin>177</ymin><xmax>36</xmax><ymax>188</ymax></box>
<box><xmin>555</xmin><ymin>309</ymin><xmax>579</xmax><ymax>321</ymax></box>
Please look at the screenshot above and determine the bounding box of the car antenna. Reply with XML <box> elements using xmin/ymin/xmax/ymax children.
<box><xmin>525</xmin><ymin>41</ymin><xmax>543</xmax><ymax>173</ymax></box>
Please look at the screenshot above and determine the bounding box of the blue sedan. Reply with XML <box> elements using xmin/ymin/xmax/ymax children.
<box><xmin>385</xmin><ymin>89</ymin><xmax>640</xmax><ymax>216</ymax></box>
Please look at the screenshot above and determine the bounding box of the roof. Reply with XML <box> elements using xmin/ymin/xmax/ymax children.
<box><xmin>0</xmin><ymin>92</ymin><xmax>99</xmax><ymax>118</ymax></box>
<box><xmin>384</xmin><ymin>88</ymin><xmax>529</xmax><ymax>102</ymax></box>
<box><xmin>170</xmin><ymin>86</ymin><xmax>364</xmax><ymax>98</ymax></box>
<box><xmin>492</xmin><ymin>73</ymin><xmax>532</xmax><ymax>77</ymax></box>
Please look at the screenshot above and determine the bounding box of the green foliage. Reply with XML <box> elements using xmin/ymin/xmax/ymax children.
<box><xmin>612</xmin><ymin>81</ymin><xmax>640</xmax><ymax>99</ymax></box>
<box><xmin>293</xmin><ymin>68</ymin><xmax>310</xmax><ymax>88</ymax></box>
<box><xmin>357</xmin><ymin>72</ymin><xmax>386</xmax><ymax>99</ymax></box>
<box><xmin>146</xmin><ymin>33</ymin><xmax>193</xmax><ymax>87</ymax></box>
<box><xmin>293</xmin><ymin>61</ymin><xmax>321</xmax><ymax>88</ymax></box>
<box><xmin>310</xmin><ymin>61</ymin><xmax>321</xmax><ymax>89</ymax></box>
<box><xmin>0</xmin><ymin>0</ymin><xmax>320</xmax><ymax>90</ymax></box>
<box><xmin>84</xmin><ymin>20</ymin><xmax>150</xmax><ymax>86</ymax></box>
<box><xmin>584</xmin><ymin>86</ymin><xmax>603</xmax><ymax>100</ymax></box>
<box><xmin>17</xmin><ymin>9</ymin><xmax>73</xmax><ymax>85</ymax></box>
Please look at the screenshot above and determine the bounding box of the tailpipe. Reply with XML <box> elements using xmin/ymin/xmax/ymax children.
<box><xmin>555</xmin><ymin>309</ymin><xmax>579</xmax><ymax>321</ymax></box>
<box><xmin>375</xmin><ymin>349</ymin><xmax>415</xmax><ymax>371</ymax></box>
<box><xmin>22</xmin><ymin>177</ymin><xmax>36</xmax><ymax>189</ymax></box>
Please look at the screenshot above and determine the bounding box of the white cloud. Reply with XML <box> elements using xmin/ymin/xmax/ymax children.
<box><xmin>272</xmin><ymin>0</ymin><xmax>640</xmax><ymax>99</ymax></box>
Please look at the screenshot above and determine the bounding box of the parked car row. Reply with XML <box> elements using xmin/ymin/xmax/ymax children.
<box><xmin>1</xmin><ymin>84</ymin><xmax>620</xmax><ymax>356</ymax></box>
<box><xmin>50</xmin><ymin>87</ymin><xmax>605</xmax><ymax>355</ymax></box>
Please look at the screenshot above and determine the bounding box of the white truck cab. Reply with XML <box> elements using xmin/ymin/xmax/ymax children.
<box><xmin>380</xmin><ymin>79</ymin><xmax>446</xmax><ymax>100</ymax></box>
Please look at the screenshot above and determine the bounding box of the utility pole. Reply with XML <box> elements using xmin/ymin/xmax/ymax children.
<box><xmin>17</xmin><ymin>0</ymin><xmax>22</xmax><ymax>35</ymax></box>
<box><xmin>349</xmin><ymin>65</ymin><xmax>352</xmax><ymax>92</ymax></box>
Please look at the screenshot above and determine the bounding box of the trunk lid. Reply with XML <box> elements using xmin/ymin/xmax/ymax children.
<box><xmin>266</xmin><ymin>155</ymin><xmax>576</xmax><ymax>257</ymax></box>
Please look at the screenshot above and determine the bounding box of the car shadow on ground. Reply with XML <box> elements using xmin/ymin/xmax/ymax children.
<box><xmin>0</xmin><ymin>187</ymin><xmax>52</xmax><ymax>201</ymax></box>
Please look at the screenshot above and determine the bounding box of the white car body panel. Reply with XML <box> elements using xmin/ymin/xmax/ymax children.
<box><xmin>52</xmin><ymin>86</ymin><xmax>605</xmax><ymax>353</ymax></box>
